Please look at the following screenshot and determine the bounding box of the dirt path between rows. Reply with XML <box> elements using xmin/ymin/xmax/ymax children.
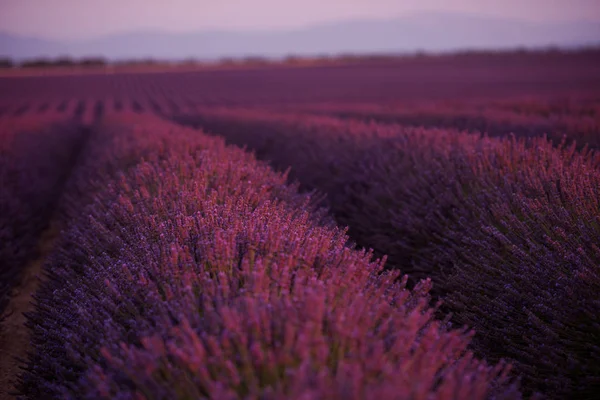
<box><xmin>0</xmin><ymin>225</ymin><xmax>59</xmax><ymax>400</ymax></box>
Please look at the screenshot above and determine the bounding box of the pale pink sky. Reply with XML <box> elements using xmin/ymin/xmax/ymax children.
<box><xmin>1</xmin><ymin>0</ymin><xmax>599</xmax><ymax>40</ymax></box>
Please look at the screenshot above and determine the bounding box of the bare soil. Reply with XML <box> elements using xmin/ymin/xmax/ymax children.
<box><xmin>0</xmin><ymin>226</ymin><xmax>58</xmax><ymax>400</ymax></box>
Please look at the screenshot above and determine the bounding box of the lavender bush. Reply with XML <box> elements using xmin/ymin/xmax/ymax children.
<box><xmin>19</xmin><ymin>113</ymin><xmax>519</xmax><ymax>399</ymax></box>
<box><xmin>0</xmin><ymin>116</ymin><xmax>86</xmax><ymax>315</ymax></box>
<box><xmin>275</xmin><ymin>95</ymin><xmax>600</xmax><ymax>150</ymax></box>
<box><xmin>175</xmin><ymin>108</ymin><xmax>600</xmax><ymax>398</ymax></box>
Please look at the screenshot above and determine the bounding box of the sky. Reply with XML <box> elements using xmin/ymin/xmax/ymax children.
<box><xmin>1</xmin><ymin>0</ymin><xmax>599</xmax><ymax>41</ymax></box>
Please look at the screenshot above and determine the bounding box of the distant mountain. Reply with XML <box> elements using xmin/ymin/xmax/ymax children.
<box><xmin>1</xmin><ymin>12</ymin><xmax>599</xmax><ymax>61</ymax></box>
<box><xmin>0</xmin><ymin>32</ymin><xmax>69</xmax><ymax>60</ymax></box>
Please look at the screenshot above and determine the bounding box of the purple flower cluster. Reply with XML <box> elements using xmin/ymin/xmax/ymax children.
<box><xmin>0</xmin><ymin>116</ymin><xmax>86</xmax><ymax>315</ymax></box>
<box><xmin>19</xmin><ymin>113</ymin><xmax>519</xmax><ymax>399</ymax></box>
<box><xmin>276</xmin><ymin>95</ymin><xmax>600</xmax><ymax>150</ymax></box>
<box><xmin>176</xmin><ymin>108</ymin><xmax>600</xmax><ymax>398</ymax></box>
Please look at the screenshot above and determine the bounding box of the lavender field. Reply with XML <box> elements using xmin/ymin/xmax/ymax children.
<box><xmin>0</xmin><ymin>51</ymin><xmax>599</xmax><ymax>400</ymax></box>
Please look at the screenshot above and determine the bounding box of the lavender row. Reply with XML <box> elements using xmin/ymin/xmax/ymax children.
<box><xmin>0</xmin><ymin>116</ymin><xmax>86</xmax><ymax>315</ymax></box>
<box><xmin>275</xmin><ymin>96</ymin><xmax>600</xmax><ymax>150</ymax></box>
<box><xmin>175</xmin><ymin>108</ymin><xmax>600</xmax><ymax>398</ymax></box>
<box><xmin>19</xmin><ymin>113</ymin><xmax>519</xmax><ymax>399</ymax></box>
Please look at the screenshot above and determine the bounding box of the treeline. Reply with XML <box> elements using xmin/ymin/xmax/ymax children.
<box><xmin>0</xmin><ymin>56</ymin><xmax>108</xmax><ymax>69</ymax></box>
<box><xmin>2</xmin><ymin>47</ymin><xmax>599</xmax><ymax>70</ymax></box>
<box><xmin>0</xmin><ymin>58</ymin><xmax>14</xmax><ymax>68</ymax></box>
